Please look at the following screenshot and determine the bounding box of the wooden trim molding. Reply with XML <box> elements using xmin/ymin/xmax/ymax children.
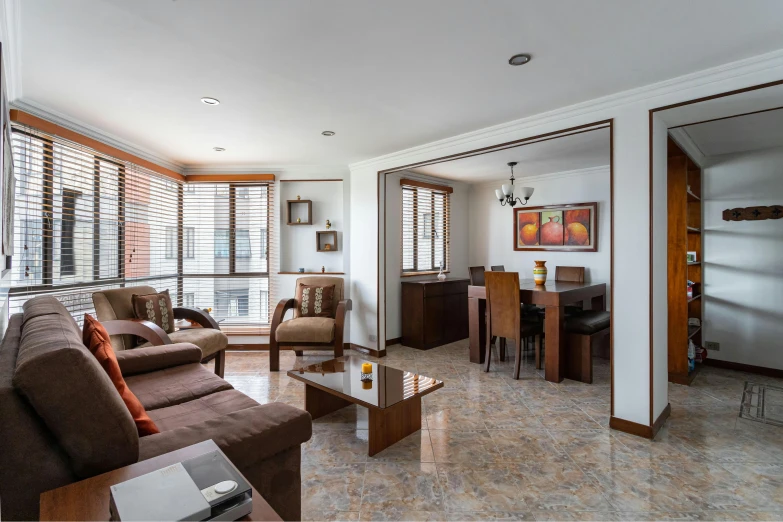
<box><xmin>704</xmin><ymin>358</ymin><xmax>783</xmax><ymax>379</ymax></box>
<box><xmin>278</xmin><ymin>271</ymin><xmax>345</xmax><ymax>275</ymax></box>
<box><xmin>350</xmin><ymin>343</ymin><xmax>387</xmax><ymax>358</ymax></box>
<box><xmin>610</xmin><ymin>403</ymin><xmax>670</xmax><ymax>440</ymax></box>
<box><xmin>186</xmin><ymin>173</ymin><xmax>275</xmax><ymax>183</ymax></box>
<box><xmin>279</xmin><ymin>179</ymin><xmax>343</xmax><ymax>183</ymax></box>
<box><xmin>386</xmin><ymin>337</ymin><xmax>402</xmax><ymax>347</ymax></box>
<box><xmin>400</xmin><ymin>178</ymin><xmax>454</xmax><ymax>194</ymax></box>
<box><xmin>11</xmin><ymin>109</ymin><xmax>185</xmax><ymax>182</ymax></box>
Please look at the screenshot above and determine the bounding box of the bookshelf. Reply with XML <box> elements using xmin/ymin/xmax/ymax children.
<box><xmin>667</xmin><ymin>137</ymin><xmax>703</xmax><ymax>385</ymax></box>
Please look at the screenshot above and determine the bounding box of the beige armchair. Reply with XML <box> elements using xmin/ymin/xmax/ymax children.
<box><xmin>91</xmin><ymin>286</ymin><xmax>228</xmax><ymax>377</ymax></box>
<box><xmin>270</xmin><ymin>276</ymin><xmax>351</xmax><ymax>371</ymax></box>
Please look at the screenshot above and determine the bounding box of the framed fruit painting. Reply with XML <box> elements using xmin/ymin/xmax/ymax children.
<box><xmin>514</xmin><ymin>202</ymin><xmax>597</xmax><ymax>252</ymax></box>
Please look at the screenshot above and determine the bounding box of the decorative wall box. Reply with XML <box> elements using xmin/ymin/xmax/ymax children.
<box><xmin>286</xmin><ymin>199</ymin><xmax>312</xmax><ymax>225</ymax></box>
<box><xmin>317</xmin><ymin>231</ymin><xmax>338</xmax><ymax>252</ymax></box>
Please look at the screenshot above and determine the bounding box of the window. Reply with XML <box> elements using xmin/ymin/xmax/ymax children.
<box><xmin>9</xmin><ymin>126</ymin><xmax>274</xmax><ymax>327</ymax></box>
<box><xmin>166</xmin><ymin>227</ymin><xmax>194</xmax><ymax>259</ymax></box>
<box><xmin>401</xmin><ymin>180</ymin><xmax>451</xmax><ymax>274</ymax></box>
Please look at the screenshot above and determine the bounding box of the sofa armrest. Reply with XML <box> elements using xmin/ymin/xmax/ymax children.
<box><xmin>115</xmin><ymin>343</ymin><xmax>203</xmax><ymax>376</ymax></box>
<box><xmin>138</xmin><ymin>403</ymin><xmax>312</xmax><ymax>466</ymax></box>
<box><xmin>173</xmin><ymin>307</ymin><xmax>220</xmax><ymax>329</ymax></box>
<box><xmin>101</xmin><ymin>319</ymin><xmax>172</xmax><ymax>346</ymax></box>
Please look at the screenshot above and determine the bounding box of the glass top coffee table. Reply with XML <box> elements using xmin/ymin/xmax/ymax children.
<box><xmin>287</xmin><ymin>356</ymin><xmax>443</xmax><ymax>456</ymax></box>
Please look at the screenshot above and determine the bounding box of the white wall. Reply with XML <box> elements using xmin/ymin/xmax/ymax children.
<box><xmin>651</xmin><ymin>114</ymin><xmax>669</xmax><ymax>421</ymax></box>
<box><xmin>349</xmin><ymin>50</ymin><xmax>783</xmax><ymax>428</ymax></box>
<box><xmin>384</xmin><ymin>171</ymin><xmax>470</xmax><ymax>341</ymax></box>
<box><xmin>703</xmin><ymin>146</ymin><xmax>783</xmax><ymax>370</ymax></box>
<box><xmin>468</xmin><ymin>166</ymin><xmax>610</xmax><ymax>300</ymax></box>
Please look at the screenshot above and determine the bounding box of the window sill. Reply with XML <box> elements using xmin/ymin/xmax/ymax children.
<box><xmin>400</xmin><ymin>270</ymin><xmax>450</xmax><ymax>278</ymax></box>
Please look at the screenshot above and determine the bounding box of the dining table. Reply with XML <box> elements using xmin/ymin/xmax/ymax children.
<box><xmin>468</xmin><ymin>279</ymin><xmax>607</xmax><ymax>383</ymax></box>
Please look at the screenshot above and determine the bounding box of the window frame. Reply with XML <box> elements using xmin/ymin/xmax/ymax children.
<box><xmin>400</xmin><ymin>180</ymin><xmax>451</xmax><ymax>276</ymax></box>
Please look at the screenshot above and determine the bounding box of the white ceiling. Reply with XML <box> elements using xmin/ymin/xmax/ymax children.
<box><xmin>410</xmin><ymin>127</ymin><xmax>609</xmax><ymax>183</ymax></box>
<box><xmin>15</xmin><ymin>0</ymin><xmax>783</xmax><ymax>168</ymax></box>
<box><xmin>681</xmin><ymin>108</ymin><xmax>783</xmax><ymax>157</ymax></box>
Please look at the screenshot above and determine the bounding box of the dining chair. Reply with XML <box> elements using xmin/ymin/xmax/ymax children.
<box><xmin>484</xmin><ymin>271</ymin><xmax>543</xmax><ymax>379</ymax></box>
<box><xmin>555</xmin><ymin>266</ymin><xmax>587</xmax><ymax>316</ymax></box>
<box><xmin>490</xmin><ymin>265</ymin><xmax>505</xmax><ymax>272</ymax></box>
<box><xmin>469</xmin><ymin>266</ymin><xmax>486</xmax><ymax>286</ymax></box>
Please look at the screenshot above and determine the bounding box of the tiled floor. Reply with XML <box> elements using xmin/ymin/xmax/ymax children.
<box><xmin>219</xmin><ymin>341</ymin><xmax>783</xmax><ymax>521</ymax></box>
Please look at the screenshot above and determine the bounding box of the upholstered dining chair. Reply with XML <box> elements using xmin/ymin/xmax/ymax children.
<box><xmin>484</xmin><ymin>271</ymin><xmax>543</xmax><ymax>379</ymax></box>
<box><xmin>490</xmin><ymin>265</ymin><xmax>505</xmax><ymax>272</ymax></box>
<box><xmin>92</xmin><ymin>286</ymin><xmax>228</xmax><ymax>376</ymax></box>
<box><xmin>469</xmin><ymin>266</ymin><xmax>486</xmax><ymax>286</ymax></box>
<box><xmin>269</xmin><ymin>276</ymin><xmax>351</xmax><ymax>371</ymax></box>
<box><xmin>555</xmin><ymin>266</ymin><xmax>587</xmax><ymax>316</ymax></box>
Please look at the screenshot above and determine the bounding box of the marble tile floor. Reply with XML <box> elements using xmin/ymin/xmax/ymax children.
<box><xmin>216</xmin><ymin>340</ymin><xmax>783</xmax><ymax>521</ymax></box>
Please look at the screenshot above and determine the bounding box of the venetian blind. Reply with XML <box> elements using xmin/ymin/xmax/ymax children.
<box><xmin>181</xmin><ymin>183</ymin><xmax>273</xmax><ymax>327</ymax></box>
<box><xmin>400</xmin><ymin>180</ymin><xmax>451</xmax><ymax>274</ymax></box>
<box><xmin>10</xmin><ymin>127</ymin><xmax>179</xmax><ymax>323</ymax></box>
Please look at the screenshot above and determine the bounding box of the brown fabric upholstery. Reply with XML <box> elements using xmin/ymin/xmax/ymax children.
<box><xmin>93</xmin><ymin>285</ymin><xmax>157</xmax><ymax>351</ymax></box>
<box><xmin>292</xmin><ymin>276</ymin><xmax>343</xmax><ymax>318</ymax></box>
<box><xmin>0</xmin><ymin>314</ymin><xmax>77</xmax><ymax>522</ymax></box>
<box><xmin>565</xmin><ymin>310</ymin><xmax>611</xmax><ymax>335</ymax></box>
<box><xmin>138</xmin><ymin>328</ymin><xmax>227</xmax><ymax>358</ymax></box>
<box><xmin>131</xmin><ymin>289</ymin><xmax>175</xmax><ymax>334</ymax></box>
<box><xmin>12</xmin><ymin>300</ymin><xmax>140</xmax><ymax>478</ymax></box>
<box><xmin>147</xmin><ymin>389</ymin><xmax>259</xmax><ymax>431</ymax></box>
<box><xmin>275</xmin><ymin>317</ymin><xmax>335</xmax><ymax>343</ymax></box>
<box><xmin>115</xmin><ymin>342</ymin><xmax>203</xmax><ymax>376</ymax></box>
<box><xmin>125</xmin><ymin>363</ymin><xmax>233</xmax><ymax>410</ymax></box>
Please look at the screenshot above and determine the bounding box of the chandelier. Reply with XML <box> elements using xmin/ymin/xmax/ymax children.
<box><xmin>495</xmin><ymin>162</ymin><xmax>534</xmax><ymax>207</ymax></box>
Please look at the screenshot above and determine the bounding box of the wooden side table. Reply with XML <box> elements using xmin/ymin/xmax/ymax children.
<box><xmin>39</xmin><ymin>440</ymin><xmax>281</xmax><ymax>521</ymax></box>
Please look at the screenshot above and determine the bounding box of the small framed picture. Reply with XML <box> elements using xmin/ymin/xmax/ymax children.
<box><xmin>686</xmin><ymin>251</ymin><xmax>697</xmax><ymax>263</ymax></box>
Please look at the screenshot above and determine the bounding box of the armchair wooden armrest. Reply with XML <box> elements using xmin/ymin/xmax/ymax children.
<box><xmin>334</xmin><ymin>299</ymin><xmax>352</xmax><ymax>358</ymax></box>
<box><xmin>173</xmin><ymin>307</ymin><xmax>220</xmax><ymax>329</ymax></box>
<box><xmin>269</xmin><ymin>299</ymin><xmax>296</xmax><ymax>371</ymax></box>
<box><xmin>100</xmin><ymin>319</ymin><xmax>172</xmax><ymax>346</ymax></box>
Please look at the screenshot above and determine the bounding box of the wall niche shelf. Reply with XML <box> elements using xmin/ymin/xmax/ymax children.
<box><xmin>278</xmin><ymin>271</ymin><xmax>345</xmax><ymax>275</ymax></box>
<box><xmin>286</xmin><ymin>199</ymin><xmax>313</xmax><ymax>225</ymax></box>
<box><xmin>316</xmin><ymin>231</ymin><xmax>338</xmax><ymax>252</ymax></box>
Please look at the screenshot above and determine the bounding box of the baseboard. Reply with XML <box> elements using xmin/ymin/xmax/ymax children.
<box><xmin>652</xmin><ymin>403</ymin><xmax>671</xmax><ymax>438</ymax></box>
<box><xmin>386</xmin><ymin>337</ymin><xmax>402</xmax><ymax>347</ymax></box>
<box><xmin>704</xmin><ymin>358</ymin><xmax>783</xmax><ymax>379</ymax></box>
<box><xmin>349</xmin><ymin>343</ymin><xmax>387</xmax><ymax>358</ymax></box>
<box><xmin>228</xmin><ymin>343</ymin><xmax>269</xmax><ymax>351</ymax></box>
<box><xmin>610</xmin><ymin>402</ymin><xmax>671</xmax><ymax>439</ymax></box>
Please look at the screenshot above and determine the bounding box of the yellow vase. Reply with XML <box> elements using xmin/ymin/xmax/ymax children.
<box><xmin>533</xmin><ymin>260</ymin><xmax>547</xmax><ymax>285</ymax></box>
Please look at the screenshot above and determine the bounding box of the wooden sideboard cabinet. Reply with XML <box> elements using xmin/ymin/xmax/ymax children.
<box><xmin>401</xmin><ymin>279</ymin><xmax>469</xmax><ymax>350</ymax></box>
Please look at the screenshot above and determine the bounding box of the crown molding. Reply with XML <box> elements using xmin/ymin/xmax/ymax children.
<box><xmin>349</xmin><ymin>48</ymin><xmax>783</xmax><ymax>172</ymax></box>
<box><xmin>0</xmin><ymin>0</ymin><xmax>22</xmax><ymax>101</ymax></box>
<box><xmin>472</xmin><ymin>164</ymin><xmax>610</xmax><ymax>188</ymax></box>
<box><xmin>11</xmin><ymin>99</ymin><xmax>184</xmax><ymax>173</ymax></box>
<box><xmin>183</xmin><ymin>164</ymin><xmax>349</xmax><ymax>176</ymax></box>
<box><xmin>668</xmin><ymin>128</ymin><xmax>706</xmax><ymax>166</ymax></box>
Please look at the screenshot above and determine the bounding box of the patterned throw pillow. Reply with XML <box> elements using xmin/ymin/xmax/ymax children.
<box><xmin>131</xmin><ymin>289</ymin><xmax>175</xmax><ymax>334</ymax></box>
<box><xmin>295</xmin><ymin>284</ymin><xmax>335</xmax><ymax>318</ymax></box>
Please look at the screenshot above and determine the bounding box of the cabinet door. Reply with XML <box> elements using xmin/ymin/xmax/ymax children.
<box><xmin>423</xmin><ymin>297</ymin><xmax>444</xmax><ymax>346</ymax></box>
<box><xmin>443</xmin><ymin>293</ymin><xmax>468</xmax><ymax>342</ymax></box>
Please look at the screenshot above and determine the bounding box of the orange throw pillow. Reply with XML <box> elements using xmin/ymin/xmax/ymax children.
<box><xmin>83</xmin><ymin>314</ymin><xmax>159</xmax><ymax>436</ymax></box>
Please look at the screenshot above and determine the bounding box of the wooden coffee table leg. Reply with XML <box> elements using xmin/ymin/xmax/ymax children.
<box><xmin>368</xmin><ymin>397</ymin><xmax>422</xmax><ymax>457</ymax></box>
<box><xmin>305</xmin><ymin>384</ymin><xmax>352</xmax><ymax>420</ymax></box>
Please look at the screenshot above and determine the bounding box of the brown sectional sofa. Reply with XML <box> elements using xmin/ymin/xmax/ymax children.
<box><xmin>0</xmin><ymin>296</ymin><xmax>312</xmax><ymax>521</ymax></box>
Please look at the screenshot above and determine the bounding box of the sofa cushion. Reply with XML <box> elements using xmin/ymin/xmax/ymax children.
<box><xmin>115</xmin><ymin>343</ymin><xmax>203</xmax><ymax>376</ymax></box>
<box><xmin>22</xmin><ymin>296</ymin><xmax>80</xmax><ymax>336</ymax></box>
<box><xmin>295</xmin><ymin>283</ymin><xmax>335</xmax><ymax>318</ymax></box>
<box><xmin>132</xmin><ymin>289</ymin><xmax>175</xmax><ymax>335</ymax></box>
<box><xmin>83</xmin><ymin>315</ymin><xmax>159</xmax><ymax>436</ymax></box>
<box><xmin>138</xmin><ymin>328</ymin><xmax>227</xmax><ymax>358</ymax></box>
<box><xmin>147</xmin><ymin>389</ymin><xmax>259</xmax><ymax>432</ymax></box>
<box><xmin>565</xmin><ymin>310</ymin><xmax>611</xmax><ymax>335</ymax></box>
<box><xmin>293</xmin><ymin>276</ymin><xmax>344</xmax><ymax>318</ymax></box>
<box><xmin>125</xmin><ymin>362</ymin><xmax>233</xmax><ymax>410</ymax></box>
<box><xmin>275</xmin><ymin>317</ymin><xmax>335</xmax><ymax>343</ymax></box>
<box><xmin>13</xmin><ymin>308</ymin><xmax>139</xmax><ymax>478</ymax></box>
<box><xmin>139</xmin><ymin>402</ymin><xmax>312</xmax><ymax>467</ymax></box>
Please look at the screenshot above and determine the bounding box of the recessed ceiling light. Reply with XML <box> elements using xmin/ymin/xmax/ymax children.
<box><xmin>213</xmin><ymin>147</ymin><xmax>225</xmax><ymax>152</ymax></box>
<box><xmin>508</xmin><ymin>53</ymin><xmax>531</xmax><ymax>66</ymax></box>
<box><xmin>201</xmin><ymin>97</ymin><xmax>220</xmax><ymax>105</ymax></box>
<box><xmin>321</xmin><ymin>130</ymin><xmax>335</xmax><ymax>136</ymax></box>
